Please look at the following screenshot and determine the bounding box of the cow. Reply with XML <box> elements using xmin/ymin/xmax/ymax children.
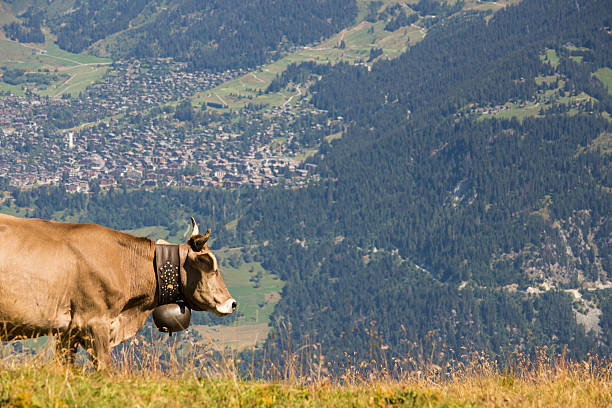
<box><xmin>0</xmin><ymin>214</ymin><xmax>236</xmax><ymax>369</ymax></box>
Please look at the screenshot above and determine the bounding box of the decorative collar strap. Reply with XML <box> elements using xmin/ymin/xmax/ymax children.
<box><xmin>154</xmin><ymin>244</ymin><xmax>182</xmax><ymax>305</ymax></box>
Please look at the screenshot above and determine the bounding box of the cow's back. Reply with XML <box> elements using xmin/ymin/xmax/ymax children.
<box><xmin>0</xmin><ymin>214</ymin><xmax>131</xmax><ymax>339</ymax></box>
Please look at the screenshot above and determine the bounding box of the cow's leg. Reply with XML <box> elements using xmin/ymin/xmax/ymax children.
<box><xmin>81</xmin><ymin>320</ymin><xmax>112</xmax><ymax>371</ymax></box>
<box><xmin>55</xmin><ymin>331</ymin><xmax>79</xmax><ymax>365</ymax></box>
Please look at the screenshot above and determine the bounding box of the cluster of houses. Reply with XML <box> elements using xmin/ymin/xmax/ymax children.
<box><xmin>84</xmin><ymin>59</ymin><xmax>243</xmax><ymax>116</ymax></box>
<box><xmin>0</xmin><ymin>59</ymin><xmax>335</xmax><ymax>193</ymax></box>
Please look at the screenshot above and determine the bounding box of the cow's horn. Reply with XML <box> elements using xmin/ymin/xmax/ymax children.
<box><xmin>190</xmin><ymin>217</ymin><xmax>199</xmax><ymax>236</ymax></box>
<box><xmin>202</xmin><ymin>228</ymin><xmax>211</xmax><ymax>242</ymax></box>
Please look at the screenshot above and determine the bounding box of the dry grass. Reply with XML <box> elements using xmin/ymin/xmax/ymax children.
<box><xmin>1</xmin><ymin>334</ymin><xmax>610</xmax><ymax>407</ymax></box>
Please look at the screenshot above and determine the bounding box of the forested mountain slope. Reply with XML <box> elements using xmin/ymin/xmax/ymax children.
<box><xmin>1</xmin><ymin>0</ymin><xmax>610</xmax><ymax>369</ymax></box>
<box><xmin>233</xmin><ymin>0</ymin><xmax>612</xmax><ymax>365</ymax></box>
<box><xmin>3</xmin><ymin>0</ymin><xmax>357</xmax><ymax>70</ymax></box>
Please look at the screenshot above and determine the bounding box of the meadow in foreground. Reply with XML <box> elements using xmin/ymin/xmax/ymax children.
<box><xmin>0</xmin><ymin>338</ymin><xmax>610</xmax><ymax>407</ymax></box>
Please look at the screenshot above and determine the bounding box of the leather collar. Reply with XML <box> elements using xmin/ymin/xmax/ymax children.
<box><xmin>154</xmin><ymin>244</ymin><xmax>182</xmax><ymax>305</ymax></box>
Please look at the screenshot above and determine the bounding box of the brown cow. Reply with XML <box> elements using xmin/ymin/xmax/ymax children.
<box><xmin>0</xmin><ymin>214</ymin><xmax>235</xmax><ymax>369</ymax></box>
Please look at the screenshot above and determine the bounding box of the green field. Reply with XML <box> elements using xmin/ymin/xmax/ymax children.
<box><xmin>540</xmin><ymin>48</ymin><xmax>560</xmax><ymax>67</ymax></box>
<box><xmin>325</xmin><ymin>132</ymin><xmax>343</xmax><ymax>143</ymax></box>
<box><xmin>477</xmin><ymin>101</ymin><xmax>543</xmax><ymax>121</ymax></box>
<box><xmin>214</xmin><ymin>247</ymin><xmax>284</xmax><ymax>325</ymax></box>
<box><xmin>0</xmin><ymin>204</ymin><xmax>28</xmax><ymax>217</ymax></box>
<box><xmin>40</xmin><ymin>64</ymin><xmax>108</xmax><ymax>97</ymax></box>
<box><xmin>594</xmin><ymin>67</ymin><xmax>612</xmax><ymax>96</ymax></box>
<box><xmin>191</xmin><ymin>248</ymin><xmax>284</xmax><ymax>351</ymax></box>
<box><xmin>0</xmin><ymin>36</ymin><xmax>110</xmax><ymax>97</ymax></box>
<box><xmin>477</xmin><ymin>67</ymin><xmax>599</xmax><ymax>122</ymax></box>
<box><xmin>588</xmin><ymin>131</ymin><xmax>612</xmax><ymax>154</ymax></box>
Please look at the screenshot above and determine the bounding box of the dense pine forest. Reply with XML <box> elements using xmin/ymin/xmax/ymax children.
<box><xmin>10</xmin><ymin>0</ymin><xmax>357</xmax><ymax>70</ymax></box>
<box><xmin>1</xmin><ymin>0</ymin><xmax>611</xmax><ymax>371</ymax></box>
<box><xmin>241</xmin><ymin>0</ymin><xmax>612</xmax><ymax>365</ymax></box>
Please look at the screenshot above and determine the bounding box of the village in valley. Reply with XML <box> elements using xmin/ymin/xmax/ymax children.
<box><xmin>0</xmin><ymin>59</ymin><xmax>336</xmax><ymax>193</ymax></box>
<box><xmin>2</xmin><ymin>0</ymin><xmax>509</xmax><ymax>195</ymax></box>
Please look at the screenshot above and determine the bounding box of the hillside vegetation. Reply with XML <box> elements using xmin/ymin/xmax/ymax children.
<box><xmin>236</xmin><ymin>0</ymin><xmax>612</xmax><ymax>366</ymax></box>
<box><xmin>2</xmin><ymin>0</ymin><xmax>357</xmax><ymax>71</ymax></box>
<box><xmin>0</xmin><ymin>353</ymin><xmax>610</xmax><ymax>407</ymax></box>
<box><xmin>1</xmin><ymin>0</ymin><xmax>610</xmax><ymax>375</ymax></box>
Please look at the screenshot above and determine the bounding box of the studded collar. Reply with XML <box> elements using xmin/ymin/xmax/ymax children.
<box><xmin>154</xmin><ymin>243</ymin><xmax>183</xmax><ymax>305</ymax></box>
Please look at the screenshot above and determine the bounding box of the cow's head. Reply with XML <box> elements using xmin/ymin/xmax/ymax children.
<box><xmin>180</xmin><ymin>218</ymin><xmax>236</xmax><ymax>316</ymax></box>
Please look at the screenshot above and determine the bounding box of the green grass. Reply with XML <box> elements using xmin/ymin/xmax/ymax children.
<box><xmin>555</xmin><ymin>91</ymin><xmax>595</xmax><ymax>106</ymax></box>
<box><xmin>0</xmin><ymin>38</ymin><xmax>109</xmax><ymax>69</ymax></box>
<box><xmin>594</xmin><ymin>67</ymin><xmax>612</xmax><ymax>96</ymax></box>
<box><xmin>0</xmin><ymin>81</ymin><xmax>25</xmax><ymax>95</ymax></box>
<box><xmin>475</xmin><ymin>73</ymin><xmax>598</xmax><ymax>121</ymax></box>
<box><xmin>0</xmin><ymin>205</ymin><xmax>28</xmax><ymax>217</ymax></box>
<box><xmin>225</xmin><ymin>218</ymin><xmax>239</xmax><ymax>233</ymax></box>
<box><xmin>50</xmin><ymin>209</ymin><xmax>82</xmax><ymax>223</ymax></box>
<box><xmin>541</xmin><ymin>48</ymin><xmax>559</xmax><ymax>67</ymax></box>
<box><xmin>0</xmin><ymin>356</ymin><xmax>610</xmax><ymax>407</ymax></box>
<box><xmin>535</xmin><ymin>74</ymin><xmax>558</xmax><ymax>86</ymax></box>
<box><xmin>589</xmin><ymin>131</ymin><xmax>612</xmax><ymax>154</ymax></box>
<box><xmin>0</xmin><ymin>37</ymin><xmax>110</xmax><ymax>97</ymax></box>
<box><xmin>325</xmin><ymin>132</ymin><xmax>343</xmax><ymax>142</ymax></box>
<box><xmin>0</xmin><ymin>38</ymin><xmax>39</xmax><ymax>69</ymax></box>
<box><xmin>477</xmin><ymin>101</ymin><xmax>543</xmax><ymax>121</ymax></box>
<box><xmin>39</xmin><ymin>64</ymin><xmax>108</xmax><ymax>97</ymax></box>
<box><xmin>0</xmin><ymin>370</ymin><xmax>452</xmax><ymax>407</ymax></box>
<box><xmin>355</xmin><ymin>0</ymin><xmax>404</xmax><ymax>22</ymax></box>
<box><xmin>214</xmin><ymin>248</ymin><xmax>284</xmax><ymax>325</ymax></box>
<box><xmin>43</xmin><ymin>41</ymin><xmax>110</xmax><ymax>65</ymax></box>
<box><xmin>294</xmin><ymin>147</ymin><xmax>319</xmax><ymax>161</ymax></box>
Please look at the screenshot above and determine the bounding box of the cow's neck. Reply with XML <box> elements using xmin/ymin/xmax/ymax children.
<box><xmin>154</xmin><ymin>244</ymin><xmax>183</xmax><ymax>305</ymax></box>
<box><xmin>114</xmin><ymin>234</ymin><xmax>158</xmax><ymax>310</ymax></box>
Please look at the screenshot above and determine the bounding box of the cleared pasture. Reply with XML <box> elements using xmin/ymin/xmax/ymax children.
<box><xmin>594</xmin><ymin>67</ymin><xmax>612</xmax><ymax>96</ymax></box>
<box><xmin>0</xmin><ymin>37</ymin><xmax>110</xmax><ymax>97</ymax></box>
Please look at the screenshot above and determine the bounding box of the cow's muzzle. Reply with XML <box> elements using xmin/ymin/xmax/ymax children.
<box><xmin>214</xmin><ymin>298</ymin><xmax>237</xmax><ymax>316</ymax></box>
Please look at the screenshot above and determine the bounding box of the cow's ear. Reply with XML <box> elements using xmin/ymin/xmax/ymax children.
<box><xmin>188</xmin><ymin>229</ymin><xmax>211</xmax><ymax>252</ymax></box>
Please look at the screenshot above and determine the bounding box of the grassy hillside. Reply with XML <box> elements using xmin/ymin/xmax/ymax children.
<box><xmin>214</xmin><ymin>248</ymin><xmax>284</xmax><ymax>325</ymax></box>
<box><xmin>229</xmin><ymin>0</ymin><xmax>612</xmax><ymax>368</ymax></box>
<box><xmin>191</xmin><ymin>0</ymin><xmax>516</xmax><ymax>113</ymax></box>
<box><xmin>0</xmin><ymin>0</ymin><xmax>512</xmax><ymax>106</ymax></box>
<box><xmin>0</xmin><ymin>1</ymin><xmax>109</xmax><ymax>96</ymax></box>
<box><xmin>595</xmin><ymin>67</ymin><xmax>612</xmax><ymax>95</ymax></box>
<box><xmin>0</xmin><ymin>355</ymin><xmax>609</xmax><ymax>407</ymax></box>
<box><xmin>0</xmin><ymin>37</ymin><xmax>110</xmax><ymax>97</ymax></box>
